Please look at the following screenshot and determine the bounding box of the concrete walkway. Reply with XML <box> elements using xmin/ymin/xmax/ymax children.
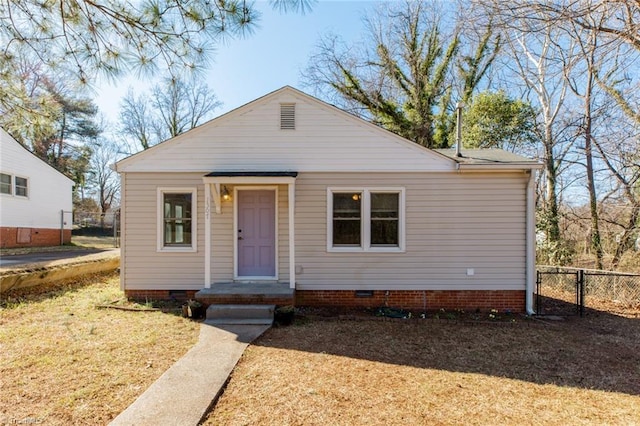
<box><xmin>110</xmin><ymin>323</ymin><xmax>270</xmax><ymax>426</ymax></box>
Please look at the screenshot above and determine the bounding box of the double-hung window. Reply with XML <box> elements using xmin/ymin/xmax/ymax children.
<box><xmin>15</xmin><ymin>176</ymin><xmax>28</xmax><ymax>197</ymax></box>
<box><xmin>0</xmin><ymin>174</ymin><xmax>28</xmax><ymax>197</ymax></box>
<box><xmin>157</xmin><ymin>188</ymin><xmax>197</xmax><ymax>252</ymax></box>
<box><xmin>328</xmin><ymin>187</ymin><xmax>405</xmax><ymax>252</ymax></box>
<box><xmin>0</xmin><ymin>173</ymin><xmax>11</xmax><ymax>195</ymax></box>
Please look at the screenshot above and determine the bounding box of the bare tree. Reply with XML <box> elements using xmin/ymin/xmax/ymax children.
<box><xmin>119</xmin><ymin>77</ymin><xmax>221</xmax><ymax>151</ymax></box>
<box><xmin>87</xmin><ymin>139</ymin><xmax>121</xmax><ymax>227</ymax></box>
<box><xmin>303</xmin><ymin>0</ymin><xmax>500</xmax><ymax>148</ymax></box>
<box><xmin>518</xmin><ymin>2</ymin><xmax>640</xmax><ymax>123</ymax></box>
<box><xmin>592</xmin><ymin>116</ymin><xmax>640</xmax><ymax>267</ymax></box>
<box><xmin>498</xmin><ymin>14</ymin><xmax>574</xmax><ymax>263</ymax></box>
<box><xmin>545</xmin><ymin>1</ymin><xmax>640</xmax><ymax>266</ymax></box>
<box><xmin>554</xmin><ymin>15</ymin><xmax>609</xmax><ymax>268</ymax></box>
<box><xmin>119</xmin><ymin>89</ymin><xmax>155</xmax><ymax>151</ymax></box>
<box><xmin>494</xmin><ymin>0</ymin><xmax>640</xmax><ymax>267</ymax></box>
<box><xmin>531</xmin><ymin>1</ymin><xmax>640</xmax><ymax>51</ymax></box>
<box><xmin>152</xmin><ymin>78</ymin><xmax>222</xmax><ymax>140</ymax></box>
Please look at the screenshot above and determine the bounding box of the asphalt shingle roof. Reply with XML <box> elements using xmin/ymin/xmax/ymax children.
<box><xmin>434</xmin><ymin>148</ymin><xmax>539</xmax><ymax>165</ymax></box>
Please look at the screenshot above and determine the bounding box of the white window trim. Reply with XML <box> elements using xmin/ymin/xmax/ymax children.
<box><xmin>157</xmin><ymin>187</ymin><xmax>198</xmax><ymax>253</ymax></box>
<box><xmin>0</xmin><ymin>173</ymin><xmax>12</xmax><ymax>196</ymax></box>
<box><xmin>14</xmin><ymin>175</ymin><xmax>29</xmax><ymax>198</ymax></box>
<box><xmin>0</xmin><ymin>173</ymin><xmax>30</xmax><ymax>199</ymax></box>
<box><xmin>327</xmin><ymin>187</ymin><xmax>405</xmax><ymax>253</ymax></box>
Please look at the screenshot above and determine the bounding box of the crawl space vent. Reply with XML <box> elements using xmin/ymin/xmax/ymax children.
<box><xmin>280</xmin><ymin>103</ymin><xmax>295</xmax><ymax>130</ymax></box>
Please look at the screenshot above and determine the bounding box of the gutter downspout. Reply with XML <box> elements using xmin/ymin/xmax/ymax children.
<box><xmin>525</xmin><ymin>170</ymin><xmax>536</xmax><ymax>315</ymax></box>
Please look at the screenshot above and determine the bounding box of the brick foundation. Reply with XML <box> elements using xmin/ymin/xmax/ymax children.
<box><xmin>295</xmin><ymin>290</ymin><xmax>526</xmax><ymax>313</ymax></box>
<box><xmin>125</xmin><ymin>289</ymin><xmax>526</xmax><ymax>313</ymax></box>
<box><xmin>0</xmin><ymin>227</ymin><xmax>71</xmax><ymax>248</ymax></box>
<box><xmin>126</xmin><ymin>290</ymin><xmax>198</xmax><ymax>302</ymax></box>
<box><xmin>126</xmin><ymin>290</ymin><xmax>294</xmax><ymax>307</ymax></box>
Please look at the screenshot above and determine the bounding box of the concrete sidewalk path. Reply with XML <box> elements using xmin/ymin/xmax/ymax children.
<box><xmin>110</xmin><ymin>323</ymin><xmax>270</xmax><ymax>426</ymax></box>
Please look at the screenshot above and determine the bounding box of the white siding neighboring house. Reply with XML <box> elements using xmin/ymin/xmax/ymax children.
<box><xmin>0</xmin><ymin>128</ymin><xmax>74</xmax><ymax>248</ymax></box>
<box><xmin>115</xmin><ymin>86</ymin><xmax>542</xmax><ymax>313</ymax></box>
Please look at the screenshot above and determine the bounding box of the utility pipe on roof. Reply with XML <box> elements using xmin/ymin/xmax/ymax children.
<box><xmin>455</xmin><ymin>102</ymin><xmax>464</xmax><ymax>158</ymax></box>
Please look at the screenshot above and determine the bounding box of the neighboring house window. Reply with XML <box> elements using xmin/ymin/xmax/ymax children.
<box><xmin>15</xmin><ymin>176</ymin><xmax>28</xmax><ymax>197</ymax></box>
<box><xmin>328</xmin><ymin>188</ymin><xmax>405</xmax><ymax>252</ymax></box>
<box><xmin>0</xmin><ymin>173</ymin><xmax>11</xmax><ymax>195</ymax></box>
<box><xmin>157</xmin><ymin>188</ymin><xmax>197</xmax><ymax>252</ymax></box>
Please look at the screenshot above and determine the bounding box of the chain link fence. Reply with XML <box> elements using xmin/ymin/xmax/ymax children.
<box><xmin>72</xmin><ymin>210</ymin><xmax>120</xmax><ymax>247</ymax></box>
<box><xmin>536</xmin><ymin>266</ymin><xmax>640</xmax><ymax>316</ymax></box>
<box><xmin>536</xmin><ymin>269</ymin><xmax>581</xmax><ymax>316</ymax></box>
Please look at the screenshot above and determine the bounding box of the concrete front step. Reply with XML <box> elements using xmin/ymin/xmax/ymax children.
<box><xmin>195</xmin><ymin>283</ymin><xmax>294</xmax><ymax>306</ymax></box>
<box><xmin>205</xmin><ymin>318</ymin><xmax>274</xmax><ymax>325</ymax></box>
<box><xmin>206</xmin><ymin>304</ymin><xmax>275</xmax><ymax>325</ymax></box>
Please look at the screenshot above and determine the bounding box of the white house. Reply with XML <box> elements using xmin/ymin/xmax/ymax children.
<box><xmin>115</xmin><ymin>87</ymin><xmax>542</xmax><ymax>313</ymax></box>
<box><xmin>0</xmin><ymin>128</ymin><xmax>74</xmax><ymax>248</ymax></box>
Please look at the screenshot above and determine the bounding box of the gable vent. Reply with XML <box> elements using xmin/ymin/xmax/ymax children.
<box><xmin>280</xmin><ymin>103</ymin><xmax>295</xmax><ymax>130</ymax></box>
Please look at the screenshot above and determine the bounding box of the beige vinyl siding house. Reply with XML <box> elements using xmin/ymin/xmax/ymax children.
<box><xmin>115</xmin><ymin>86</ymin><xmax>541</xmax><ymax>313</ymax></box>
<box><xmin>295</xmin><ymin>172</ymin><xmax>527</xmax><ymax>290</ymax></box>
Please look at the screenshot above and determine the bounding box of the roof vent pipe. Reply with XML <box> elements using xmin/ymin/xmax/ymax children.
<box><xmin>455</xmin><ymin>102</ymin><xmax>464</xmax><ymax>157</ymax></box>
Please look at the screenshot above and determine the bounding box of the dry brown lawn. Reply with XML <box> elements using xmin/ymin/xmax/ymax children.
<box><xmin>207</xmin><ymin>312</ymin><xmax>640</xmax><ymax>425</ymax></box>
<box><xmin>0</xmin><ymin>273</ymin><xmax>200</xmax><ymax>425</ymax></box>
<box><xmin>3</xmin><ymin>272</ymin><xmax>639</xmax><ymax>425</ymax></box>
<box><xmin>71</xmin><ymin>235</ymin><xmax>118</xmax><ymax>250</ymax></box>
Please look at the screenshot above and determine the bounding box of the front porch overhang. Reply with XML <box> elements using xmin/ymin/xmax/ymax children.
<box><xmin>205</xmin><ymin>171</ymin><xmax>298</xmax><ymax>178</ymax></box>
<box><xmin>203</xmin><ymin>171</ymin><xmax>298</xmax><ymax>214</ymax></box>
<box><xmin>201</xmin><ymin>171</ymin><xmax>298</xmax><ymax>291</ymax></box>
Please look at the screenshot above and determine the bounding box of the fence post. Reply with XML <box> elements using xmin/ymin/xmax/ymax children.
<box><xmin>536</xmin><ymin>270</ymin><xmax>541</xmax><ymax>315</ymax></box>
<box><xmin>60</xmin><ymin>209</ymin><xmax>64</xmax><ymax>246</ymax></box>
<box><xmin>113</xmin><ymin>211</ymin><xmax>119</xmax><ymax>248</ymax></box>
<box><xmin>577</xmin><ymin>270</ymin><xmax>585</xmax><ymax>317</ymax></box>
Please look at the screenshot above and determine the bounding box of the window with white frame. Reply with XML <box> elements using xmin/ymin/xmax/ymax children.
<box><xmin>157</xmin><ymin>188</ymin><xmax>197</xmax><ymax>251</ymax></box>
<box><xmin>15</xmin><ymin>176</ymin><xmax>28</xmax><ymax>197</ymax></box>
<box><xmin>0</xmin><ymin>173</ymin><xmax>11</xmax><ymax>195</ymax></box>
<box><xmin>328</xmin><ymin>188</ymin><xmax>405</xmax><ymax>252</ymax></box>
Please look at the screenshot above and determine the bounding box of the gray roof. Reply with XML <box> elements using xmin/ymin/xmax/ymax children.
<box><xmin>434</xmin><ymin>148</ymin><xmax>540</xmax><ymax>165</ymax></box>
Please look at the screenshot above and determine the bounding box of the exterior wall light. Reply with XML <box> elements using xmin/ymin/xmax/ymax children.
<box><xmin>221</xmin><ymin>186</ymin><xmax>231</xmax><ymax>201</ymax></box>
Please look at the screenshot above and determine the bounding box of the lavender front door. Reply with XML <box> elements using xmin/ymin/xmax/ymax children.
<box><xmin>237</xmin><ymin>190</ymin><xmax>276</xmax><ymax>278</ymax></box>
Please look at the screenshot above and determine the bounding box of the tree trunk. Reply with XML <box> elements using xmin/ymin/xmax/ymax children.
<box><xmin>583</xmin><ymin>70</ymin><xmax>603</xmax><ymax>269</ymax></box>
<box><xmin>612</xmin><ymin>204</ymin><xmax>639</xmax><ymax>268</ymax></box>
<box><xmin>544</xmin><ymin>124</ymin><xmax>561</xmax><ymax>246</ymax></box>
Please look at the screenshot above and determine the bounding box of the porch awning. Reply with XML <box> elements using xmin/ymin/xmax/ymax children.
<box><xmin>202</xmin><ymin>171</ymin><xmax>298</xmax><ymax>214</ymax></box>
<box><xmin>204</xmin><ymin>171</ymin><xmax>298</xmax><ymax>178</ymax></box>
<box><xmin>203</xmin><ymin>171</ymin><xmax>297</xmax><ymax>188</ymax></box>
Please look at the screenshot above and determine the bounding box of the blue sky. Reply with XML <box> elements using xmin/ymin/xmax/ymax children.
<box><xmin>95</xmin><ymin>1</ymin><xmax>377</xmax><ymax>123</ymax></box>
